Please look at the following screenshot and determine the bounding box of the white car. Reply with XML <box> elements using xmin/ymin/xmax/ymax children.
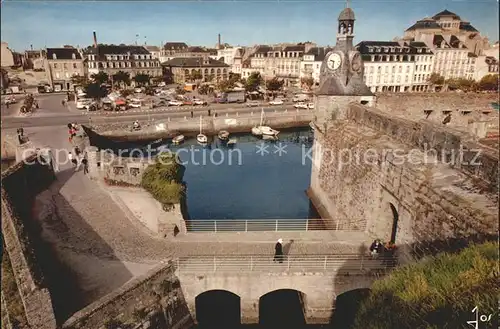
<box><xmin>129</xmin><ymin>101</ymin><xmax>142</xmax><ymax>108</ymax></box>
<box><xmin>169</xmin><ymin>100</ymin><xmax>183</xmax><ymax>106</ymax></box>
<box><xmin>307</xmin><ymin>103</ymin><xmax>314</xmax><ymax>109</ymax></box>
<box><xmin>246</xmin><ymin>101</ymin><xmax>259</xmax><ymax>107</ymax></box>
<box><xmin>134</xmin><ymin>87</ymin><xmax>143</xmax><ymax>93</ymax></box>
<box><xmin>269</xmin><ymin>99</ymin><xmax>284</xmax><ymax>106</ymax></box>
<box><xmin>294</xmin><ymin>102</ymin><xmax>308</xmax><ymax>109</ymax></box>
<box><xmin>76</xmin><ymin>99</ymin><xmax>92</xmax><ymax>109</ymax></box>
<box><xmin>193</xmin><ymin>99</ymin><xmax>207</xmax><ymax>106</ymax></box>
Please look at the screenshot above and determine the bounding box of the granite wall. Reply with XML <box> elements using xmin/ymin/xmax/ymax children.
<box><xmin>309</xmin><ymin>101</ymin><xmax>498</xmax><ymax>247</ymax></box>
<box><xmin>1</xmin><ymin>152</ymin><xmax>58</xmax><ymax>329</ymax></box>
<box><xmin>62</xmin><ymin>261</ymin><xmax>193</xmax><ymax>329</ymax></box>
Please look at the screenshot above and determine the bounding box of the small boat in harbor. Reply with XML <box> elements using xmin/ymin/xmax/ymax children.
<box><xmin>172</xmin><ymin>135</ymin><xmax>185</xmax><ymax>144</ymax></box>
<box><xmin>197</xmin><ymin>116</ymin><xmax>208</xmax><ymax>144</ymax></box>
<box><xmin>218</xmin><ymin>130</ymin><xmax>230</xmax><ymax>141</ymax></box>
<box><xmin>149</xmin><ymin>138</ymin><xmax>164</xmax><ymax>148</ymax></box>
<box><xmin>252</xmin><ymin>109</ymin><xmax>279</xmax><ymax>137</ymax></box>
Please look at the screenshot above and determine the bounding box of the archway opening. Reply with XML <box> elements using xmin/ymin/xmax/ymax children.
<box><xmin>195</xmin><ymin>290</ymin><xmax>241</xmax><ymax>328</ymax></box>
<box><xmin>259</xmin><ymin>289</ymin><xmax>306</xmax><ymax>327</ymax></box>
<box><xmin>330</xmin><ymin>288</ymin><xmax>371</xmax><ymax>327</ymax></box>
<box><xmin>389</xmin><ymin>203</ymin><xmax>399</xmax><ymax>243</ymax></box>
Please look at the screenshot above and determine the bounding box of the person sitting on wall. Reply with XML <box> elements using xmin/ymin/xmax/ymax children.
<box><xmin>369</xmin><ymin>239</ymin><xmax>384</xmax><ymax>258</ymax></box>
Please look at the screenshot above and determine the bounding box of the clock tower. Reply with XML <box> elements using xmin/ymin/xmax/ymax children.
<box><xmin>313</xmin><ymin>3</ymin><xmax>374</xmax><ymax>132</ymax></box>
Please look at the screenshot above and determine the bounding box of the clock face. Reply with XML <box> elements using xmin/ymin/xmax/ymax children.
<box><xmin>351</xmin><ymin>53</ymin><xmax>362</xmax><ymax>72</ymax></box>
<box><xmin>327</xmin><ymin>53</ymin><xmax>342</xmax><ymax>71</ymax></box>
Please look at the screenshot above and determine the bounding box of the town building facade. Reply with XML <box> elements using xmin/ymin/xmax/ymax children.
<box><xmin>299</xmin><ymin>47</ymin><xmax>332</xmax><ymax>85</ymax></box>
<box><xmin>216</xmin><ymin>47</ymin><xmax>243</xmax><ymax>67</ymax></box>
<box><xmin>46</xmin><ymin>47</ymin><xmax>87</xmax><ymax>91</ymax></box>
<box><xmin>159</xmin><ymin>42</ymin><xmax>189</xmax><ymax>63</ymax></box>
<box><xmin>85</xmin><ymin>45</ymin><xmax>162</xmax><ymax>79</ymax></box>
<box><xmin>356</xmin><ymin>41</ymin><xmax>434</xmax><ymax>92</ymax></box>
<box><xmin>162</xmin><ymin>57</ymin><xmax>229</xmax><ymax>84</ymax></box>
<box><xmin>144</xmin><ymin>45</ymin><xmax>161</xmax><ymax>60</ymax></box>
<box><xmin>1</xmin><ymin>42</ymin><xmax>22</xmax><ymax>68</ymax></box>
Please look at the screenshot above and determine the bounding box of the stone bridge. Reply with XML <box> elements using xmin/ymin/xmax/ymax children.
<box><xmin>175</xmin><ymin>254</ymin><xmax>395</xmax><ymax>324</ymax></box>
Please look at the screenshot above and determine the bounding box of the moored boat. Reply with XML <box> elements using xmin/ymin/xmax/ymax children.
<box><xmin>197</xmin><ymin>116</ymin><xmax>208</xmax><ymax>144</ymax></box>
<box><xmin>172</xmin><ymin>135</ymin><xmax>185</xmax><ymax>144</ymax></box>
<box><xmin>251</xmin><ymin>126</ymin><xmax>263</xmax><ymax>136</ymax></box>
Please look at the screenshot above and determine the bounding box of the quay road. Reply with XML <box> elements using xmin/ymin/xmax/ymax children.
<box><xmin>1</xmin><ymin>92</ymin><xmax>310</xmax><ymax>129</ymax></box>
<box><xmin>1</xmin><ymin>105</ymin><xmax>308</xmax><ymax>129</ymax></box>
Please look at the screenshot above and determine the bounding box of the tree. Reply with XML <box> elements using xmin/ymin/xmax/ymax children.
<box><xmin>228</xmin><ymin>72</ymin><xmax>241</xmax><ymax>85</ymax></box>
<box><xmin>301</xmin><ymin>76</ymin><xmax>314</xmax><ymax>91</ymax></box>
<box><xmin>245</xmin><ymin>72</ymin><xmax>262</xmax><ymax>91</ymax></box>
<box><xmin>84</xmin><ymin>82</ymin><xmax>107</xmax><ymax>100</ymax></box>
<box><xmin>266</xmin><ymin>77</ymin><xmax>284</xmax><ymax>93</ymax></box>
<box><xmin>205</xmin><ymin>74</ymin><xmax>215</xmax><ymax>83</ymax></box>
<box><xmin>428</xmin><ymin>73</ymin><xmax>444</xmax><ymax>85</ymax></box>
<box><xmin>70</xmin><ymin>74</ymin><xmax>87</xmax><ymax>87</ymax></box>
<box><xmin>477</xmin><ymin>74</ymin><xmax>499</xmax><ymax>91</ymax></box>
<box><xmin>216</xmin><ymin>79</ymin><xmax>234</xmax><ymax>93</ymax></box>
<box><xmin>90</xmin><ymin>71</ymin><xmax>109</xmax><ymax>85</ymax></box>
<box><xmin>133</xmin><ymin>73</ymin><xmax>151</xmax><ymax>86</ymax></box>
<box><xmin>198</xmin><ymin>84</ymin><xmax>211</xmax><ymax>95</ymax></box>
<box><xmin>445</xmin><ymin>78</ymin><xmax>476</xmax><ymax>92</ymax></box>
<box><xmin>112</xmin><ymin>71</ymin><xmax>130</xmax><ymax>88</ymax></box>
<box><xmin>190</xmin><ymin>70</ymin><xmax>203</xmax><ymax>82</ymax></box>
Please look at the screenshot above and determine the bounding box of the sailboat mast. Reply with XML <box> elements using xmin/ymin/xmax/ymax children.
<box><xmin>199</xmin><ymin>116</ymin><xmax>202</xmax><ymax>134</ymax></box>
<box><xmin>260</xmin><ymin>108</ymin><xmax>264</xmax><ymax>126</ymax></box>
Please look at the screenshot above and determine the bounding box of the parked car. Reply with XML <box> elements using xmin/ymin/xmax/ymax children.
<box><xmin>183</xmin><ymin>100</ymin><xmax>193</xmax><ymax>106</ymax></box>
<box><xmin>134</xmin><ymin>87</ymin><xmax>143</xmax><ymax>93</ymax></box>
<box><xmin>246</xmin><ymin>101</ymin><xmax>259</xmax><ymax>107</ymax></box>
<box><xmin>269</xmin><ymin>99</ymin><xmax>284</xmax><ymax>105</ymax></box>
<box><xmin>307</xmin><ymin>103</ymin><xmax>314</xmax><ymax>109</ymax></box>
<box><xmin>193</xmin><ymin>99</ymin><xmax>207</xmax><ymax>106</ymax></box>
<box><xmin>76</xmin><ymin>99</ymin><xmax>92</xmax><ymax>109</ymax></box>
<box><xmin>294</xmin><ymin>102</ymin><xmax>308</xmax><ymax>109</ymax></box>
<box><xmin>169</xmin><ymin>100</ymin><xmax>183</xmax><ymax>106</ymax></box>
<box><xmin>129</xmin><ymin>100</ymin><xmax>142</xmax><ymax>108</ymax></box>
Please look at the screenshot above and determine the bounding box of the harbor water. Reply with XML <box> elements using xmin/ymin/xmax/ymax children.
<box><xmin>156</xmin><ymin>127</ymin><xmax>317</xmax><ymax>220</ymax></box>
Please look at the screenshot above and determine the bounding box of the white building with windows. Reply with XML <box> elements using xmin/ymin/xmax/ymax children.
<box><xmin>216</xmin><ymin>46</ymin><xmax>243</xmax><ymax>67</ymax></box>
<box><xmin>85</xmin><ymin>44</ymin><xmax>162</xmax><ymax>78</ymax></box>
<box><xmin>248</xmin><ymin>44</ymin><xmax>310</xmax><ymax>87</ymax></box>
<box><xmin>356</xmin><ymin>41</ymin><xmax>434</xmax><ymax>92</ymax></box>
<box><xmin>299</xmin><ymin>47</ymin><xmax>332</xmax><ymax>86</ymax></box>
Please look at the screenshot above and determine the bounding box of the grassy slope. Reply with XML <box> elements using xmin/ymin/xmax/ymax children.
<box><xmin>352</xmin><ymin>242</ymin><xmax>499</xmax><ymax>329</ymax></box>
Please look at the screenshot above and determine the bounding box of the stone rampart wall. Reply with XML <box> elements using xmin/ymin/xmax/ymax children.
<box><xmin>62</xmin><ymin>261</ymin><xmax>193</xmax><ymax>329</ymax></box>
<box><xmin>1</xmin><ymin>153</ymin><xmax>57</xmax><ymax>329</ymax></box>
<box><xmin>347</xmin><ymin>104</ymin><xmax>499</xmax><ymax>192</ymax></box>
<box><xmin>309</xmin><ymin>102</ymin><xmax>498</xmax><ymax>246</ymax></box>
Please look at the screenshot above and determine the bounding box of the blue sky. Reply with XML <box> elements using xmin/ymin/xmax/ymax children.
<box><xmin>1</xmin><ymin>0</ymin><xmax>498</xmax><ymax>51</ymax></box>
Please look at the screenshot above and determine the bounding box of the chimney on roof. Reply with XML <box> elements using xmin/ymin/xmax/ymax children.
<box><xmin>93</xmin><ymin>31</ymin><xmax>98</xmax><ymax>48</ymax></box>
<box><xmin>217</xmin><ymin>33</ymin><xmax>221</xmax><ymax>49</ymax></box>
<box><xmin>30</xmin><ymin>44</ymin><xmax>33</xmax><ymax>51</ymax></box>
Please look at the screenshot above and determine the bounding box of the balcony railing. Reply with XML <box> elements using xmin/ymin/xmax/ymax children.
<box><xmin>176</xmin><ymin>254</ymin><xmax>397</xmax><ymax>273</ymax></box>
<box><xmin>182</xmin><ymin>219</ymin><xmax>366</xmax><ymax>233</ymax></box>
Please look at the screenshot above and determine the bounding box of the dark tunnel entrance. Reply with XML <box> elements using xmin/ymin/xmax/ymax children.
<box><xmin>330</xmin><ymin>288</ymin><xmax>371</xmax><ymax>328</ymax></box>
<box><xmin>195</xmin><ymin>290</ymin><xmax>241</xmax><ymax>328</ymax></box>
<box><xmin>259</xmin><ymin>289</ymin><xmax>307</xmax><ymax>328</ymax></box>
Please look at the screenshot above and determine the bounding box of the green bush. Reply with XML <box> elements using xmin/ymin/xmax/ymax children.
<box><xmin>141</xmin><ymin>153</ymin><xmax>185</xmax><ymax>207</ymax></box>
<box><xmin>352</xmin><ymin>242</ymin><xmax>499</xmax><ymax>329</ymax></box>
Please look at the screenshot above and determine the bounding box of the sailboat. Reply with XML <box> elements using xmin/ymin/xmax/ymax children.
<box><xmin>197</xmin><ymin>116</ymin><xmax>208</xmax><ymax>144</ymax></box>
<box><xmin>251</xmin><ymin>108</ymin><xmax>279</xmax><ymax>137</ymax></box>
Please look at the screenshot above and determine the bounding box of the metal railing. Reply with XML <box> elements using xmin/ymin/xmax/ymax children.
<box><xmin>183</xmin><ymin>219</ymin><xmax>366</xmax><ymax>233</ymax></box>
<box><xmin>176</xmin><ymin>254</ymin><xmax>397</xmax><ymax>273</ymax></box>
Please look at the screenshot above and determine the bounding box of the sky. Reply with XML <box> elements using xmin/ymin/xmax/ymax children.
<box><xmin>1</xmin><ymin>0</ymin><xmax>498</xmax><ymax>52</ymax></box>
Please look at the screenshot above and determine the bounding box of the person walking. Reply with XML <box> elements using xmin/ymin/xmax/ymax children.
<box><xmin>81</xmin><ymin>152</ymin><xmax>89</xmax><ymax>175</ymax></box>
<box><xmin>273</xmin><ymin>238</ymin><xmax>284</xmax><ymax>263</ymax></box>
<box><xmin>369</xmin><ymin>239</ymin><xmax>383</xmax><ymax>258</ymax></box>
<box><xmin>68</xmin><ymin>152</ymin><xmax>77</xmax><ymax>168</ymax></box>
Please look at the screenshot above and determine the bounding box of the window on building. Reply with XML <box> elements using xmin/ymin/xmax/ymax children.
<box><xmin>396</xmin><ymin>75</ymin><xmax>401</xmax><ymax>83</ymax></box>
<box><xmin>63</xmin><ymin>63</ymin><xmax>67</xmax><ymax>69</ymax></box>
<box><xmin>73</xmin><ymin>63</ymin><xmax>77</xmax><ymax>69</ymax></box>
<box><xmin>55</xmin><ymin>72</ymin><xmax>60</xmax><ymax>78</ymax></box>
<box><xmin>370</xmin><ymin>67</ymin><xmax>374</xmax><ymax>74</ymax></box>
<box><xmin>377</xmin><ymin>66</ymin><xmax>381</xmax><ymax>73</ymax></box>
<box><xmin>406</xmin><ymin>66</ymin><xmax>410</xmax><ymax>73</ymax></box>
<box><xmin>53</xmin><ymin>63</ymin><xmax>58</xmax><ymax>69</ymax></box>
<box><xmin>405</xmin><ymin>75</ymin><xmax>409</xmax><ymax>83</ymax></box>
<box><xmin>385</xmin><ymin>66</ymin><xmax>389</xmax><ymax>73</ymax></box>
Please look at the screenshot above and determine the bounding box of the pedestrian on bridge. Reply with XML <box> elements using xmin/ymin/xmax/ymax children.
<box><xmin>273</xmin><ymin>238</ymin><xmax>284</xmax><ymax>263</ymax></box>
